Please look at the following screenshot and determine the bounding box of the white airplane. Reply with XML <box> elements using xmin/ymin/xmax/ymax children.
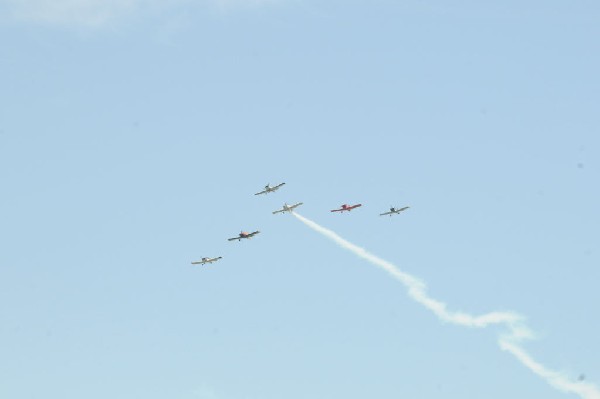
<box><xmin>272</xmin><ymin>202</ymin><xmax>303</xmax><ymax>214</ymax></box>
<box><xmin>254</xmin><ymin>182</ymin><xmax>285</xmax><ymax>195</ymax></box>
<box><xmin>191</xmin><ymin>256</ymin><xmax>223</xmax><ymax>265</ymax></box>
<box><xmin>228</xmin><ymin>230</ymin><xmax>260</xmax><ymax>241</ymax></box>
<box><xmin>379</xmin><ymin>206</ymin><xmax>410</xmax><ymax>216</ymax></box>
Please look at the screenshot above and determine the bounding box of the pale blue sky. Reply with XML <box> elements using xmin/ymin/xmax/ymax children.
<box><xmin>1</xmin><ymin>1</ymin><xmax>599</xmax><ymax>398</ymax></box>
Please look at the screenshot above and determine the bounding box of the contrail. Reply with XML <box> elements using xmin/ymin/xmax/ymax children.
<box><xmin>292</xmin><ymin>212</ymin><xmax>600</xmax><ymax>399</ymax></box>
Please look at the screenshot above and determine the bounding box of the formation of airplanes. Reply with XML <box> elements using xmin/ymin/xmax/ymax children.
<box><xmin>192</xmin><ymin>182</ymin><xmax>409</xmax><ymax>266</ymax></box>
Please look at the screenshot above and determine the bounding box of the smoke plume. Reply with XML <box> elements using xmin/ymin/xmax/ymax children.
<box><xmin>292</xmin><ymin>212</ymin><xmax>599</xmax><ymax>399</ymax></box>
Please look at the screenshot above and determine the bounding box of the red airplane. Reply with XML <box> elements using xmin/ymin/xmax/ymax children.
<box><xmin>331</xmin><ymin>203</ymin><xmax>362</xmax><ymax>213</ymax></box>
<box><xmin>227</xmin><ymin>230</ymin><xmax>260</xmax><ymax>241</ymax></box>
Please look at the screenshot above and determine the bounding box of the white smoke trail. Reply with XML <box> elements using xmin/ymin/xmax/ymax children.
<box><xmin>292</xmin><ymin>212</ymin><xmax>600</xmax><ymax>399</ymax></box>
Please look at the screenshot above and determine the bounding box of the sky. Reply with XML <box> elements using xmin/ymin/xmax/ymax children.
<box><xmin>1</xmin><ymin>1</ymin><xmax>599</xmax><ymax>398</ymax></box>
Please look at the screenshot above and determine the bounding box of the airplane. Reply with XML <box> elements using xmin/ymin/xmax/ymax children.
<box><xmin>379</xmin><ymin>206</ymin><xmax>410</xmax><ymax>216</ymax></box>
<box><xmin>227</xmin><ymin>230</ymin><xmax>260</xmax><ymax>241</ymax></box>
<box><xmin>254</xmin><ymin>182</ymin><xmax>286</xmax><ymax>195</ymax></box>
<box><xmin>272</xmin><ymin>202</ymin><xmax>303</xmax><ymax>214</ymax></box>
<box><xmin>331</xmin><ymin>203</ymin><xmax>362</xmax><ymax>213</ymax></box>
<box><xmin>191</xmin><ymin>256</ymin><xmax>222</xmax><ymax>265</ymax></box>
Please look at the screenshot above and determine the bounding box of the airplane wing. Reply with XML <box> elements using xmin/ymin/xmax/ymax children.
<box><xmin>272</xmin><ymin>209</ymin><xmax>285</xmax><ymax>214</ymax></box>
<box><xmin>248</xmin><ymin>231</ymin><xmax>260</xmax><ymax>237</ymax></box>
<box><xmin>379</xmin><ymin>211</ymin><xmax>393</xmax><ymax>216</ymax></box>
<box><xmin>273</xmin><ymin>182</ymin><xmax>286</xmax><ymax>190</ymax></box>
<box><xmin>330</xmin><ymin>208</ymin><xmax>343</xmax><ymax>212</ymax></box>
<box><xmin>398</xmin><ymin>206</ymin><xmax>410</xmax><ymax>212</ymax></box>
<box><xmin>291</xmin><ymin>202</ymin><xmax>303</xmax><ymax>209</ymax></box>
<box><xmin>254</xmin><ymin>189</ymin><xmax>268</xmax><ymax>196</ymax></box>
<box><xmin>191</xmin><ymin>260</ymin><xmax>206</xmax><ymax>265</ymax></box>
<box><xmin>227</xmin><ymin>236</ymin><xmax>240</xmax><ymax>241</ymax></box>
<box><xmin>351</xmin><ymin>204</ymin><xmax>362</xmax><ymax>209</ymax></box>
